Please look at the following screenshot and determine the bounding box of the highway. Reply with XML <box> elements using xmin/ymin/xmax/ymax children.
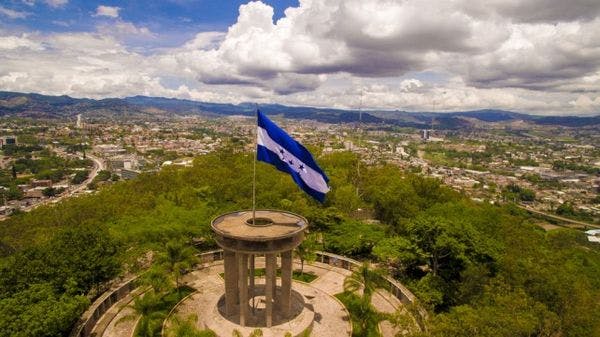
<box><xmin>3</xmin><ymin>152</ymin><xmax>104</xmax><ymax>217</ymax></box>
<box><xmin>518</xmin><ymin>204</ymin><xmax>600</xmax><ymax>229</ymax></box>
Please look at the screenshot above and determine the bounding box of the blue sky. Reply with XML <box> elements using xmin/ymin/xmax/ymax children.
<box><xmin>2</xmin><ymin>0</ymin><xmax>298</xmax><ymax>47</ymax></box>
<box><xmin>0</xmin><ymin>0</ymin><xmax>599</xmax><ymax>115</ymax></box>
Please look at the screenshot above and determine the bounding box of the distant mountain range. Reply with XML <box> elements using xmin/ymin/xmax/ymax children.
<box><xmin>1</xmin><ymin>91</ymin><xmax>599</xmax><ymax>129</ymax></box>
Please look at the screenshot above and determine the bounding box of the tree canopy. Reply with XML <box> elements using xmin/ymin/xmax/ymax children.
<box><xmin>0</xmin><ymin>148</ymin><xmax>599</xmax><ymax>337</ymax></box>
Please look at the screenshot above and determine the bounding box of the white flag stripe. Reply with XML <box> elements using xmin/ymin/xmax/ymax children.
<box><xmin>257</xmin><ymin>126</ymin><xmax>330</xmax><ymax>194</ymax></box>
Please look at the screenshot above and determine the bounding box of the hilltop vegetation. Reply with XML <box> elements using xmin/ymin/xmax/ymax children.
<box><xmin>0</xmin><ymin>148</ymin><xmax>599</xmax><ymax>337</ymax></box>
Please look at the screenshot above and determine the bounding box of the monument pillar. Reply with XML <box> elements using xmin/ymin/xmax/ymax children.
<box><xmin>265</xmin><ymin>253</ymin><xmax>276</xmax><ymax>327</ymax></box>
<box><xmin>224</xmin><ymin>250</ymin><xmax>238</xmax><ymax>316</ymax></box>
<box><xmin>280</xmin><ymin>250</ymin><xmax>293</xmax><ymax>317</ymax></box>
<box><xmin>249</xmin><ymin>254</ymin><xmax>255</xmax><ymax>306</ymax></box>
<box><xmin>237</xmin><ymin>253</ymin><xmax>249</xmax><ymax>326</ymax></box>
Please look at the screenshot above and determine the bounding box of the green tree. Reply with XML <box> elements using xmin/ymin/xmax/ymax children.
<box><xmin>42</xmin><ymin>187</ymin><xmax>57</xmax><ymax>197</ymax></box>
<box><xmin>425</xmin><ymin>286</ymin><xmax>559</xmax><ymax>337</ymax></box>
<box><xmin>157</xmin><ymin>240</ymin><xmax>197</xmax><ymax>292</ymax></box>
<box><xmin>71</xmin><ymin>170</ymin><xmax>89</xmax><ymax>184</ymax></box>
<box><xmin>324</xmin><ymin>220</ymin><xmax>386</xmax><ymax>258</ymax></box>
<box><xmin>343</xmin><ymin>262</ymin><xmax>387</xmax><ymax>303</ymax></box>
<box><xmin>295</xmin><ymin>234</ymin><xmax>320</xmax><ymax>275</ymax></box>
<box><xmin>372</xmin><ymin>236</ymin><xmax>421</xmax><ymax>274</ymax></box>
<box><xmin>0</xmin><ymin>283</ymin><xmax>89</xmax><ymax>337</ymax></box>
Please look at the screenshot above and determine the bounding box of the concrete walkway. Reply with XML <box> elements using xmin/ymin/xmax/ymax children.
<box><xmin>92</xmin><ymin>288</ymin><xmax>144</xmax><ymax>337</ymax></box>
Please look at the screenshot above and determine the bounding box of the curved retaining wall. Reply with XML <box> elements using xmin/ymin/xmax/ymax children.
<box><xmin>70</xmin><ymin>249</ymin><xmax>421</xmax><ymax>337</ymax></box>
<box><xmin>69</xmin><ymin>277</ymin><xmax>137</xmax><ymax>337</ymax></box>
<box><xmin>314</xmin><ymin>251</ymin><xmax>417</xmax><ymax>304</ymax></box>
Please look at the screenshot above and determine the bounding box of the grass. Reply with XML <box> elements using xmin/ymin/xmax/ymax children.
<box><xmin>219</xmin><ymin>268</ymin><xmax>318</xmax><ymax>283</ymax></box>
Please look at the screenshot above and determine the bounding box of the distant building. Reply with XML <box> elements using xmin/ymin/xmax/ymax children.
<box><xmin>31</xmin><ymin>179</ymin><xmax>53</xmax><ymax>188</ymax></box>
<box><xmin>105</xmin><ymin>155</ymin><xmax>139</xmax><ymax>171</ymax></box>
<box><xmin>95</xmin><ymin>144</ymin><xmax>126</xmax><ymax>156</ymax></box>
<box><xmin>121</xmin><ymin>169</ymin><xmax>141</xmax><ymax>180</ymax></box>
<box><xmin>0</xmin><ymin>136</ymin><xmax>17</xmax><ymax>148</ymax></box>
<box><xmin>585</xmin><ymin>230</ymin><xmax>600</xmax><ymax>244</ymax></box>
<box><xmin>420</xmin><ymin>129</ymin><xmax>430</xmax><ymax>141</ymax></box>
<box><xmin>0</xmin><ymin>205</ymin><xmax>15</xmax><ymax>215</ymax></box>
<box><xmin>24</xmin><ymin>187</ymin><xmax>46</xmax><ymax>198</ymax></box>
<box><xmin>76</xmin><ymin>114</ymin><xmax>83</xmax><ymax>129</ymax></box>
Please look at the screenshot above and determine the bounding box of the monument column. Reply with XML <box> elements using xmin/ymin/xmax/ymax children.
<box><xmin>265</xmin><ymin>253</ymin><xmax>276</xmax><ymax>327</ymax></box>
<box><xmin>249</xmin><ymin>254</ymin><xmax>255</xmax><ymax>306</ymax></box>
<box><xmin>280</xmin><ymin>250</ymin><xmax>293</xmax><ymax>317</ymax></box>
<box><xmin>223</xmin><ymin>250</ymin><xmax>238</xmax><ymax>316</ymax></box>
<box><xmin>238</xmin><ymin>253</ymin><xmax>249</xmax><ymax>326</ymax></box>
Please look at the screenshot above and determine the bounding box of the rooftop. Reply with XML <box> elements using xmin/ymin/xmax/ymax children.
<box><xmin>211</xmin><ymin>210</ymin><xmax>307</xmax><ymax>242</ymax></box>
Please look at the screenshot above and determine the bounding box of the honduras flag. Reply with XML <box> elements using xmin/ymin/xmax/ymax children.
<box><xmin>256</xmin><ymin>110</ymin><xmax>330</xmax><ymax>202</ymax></box>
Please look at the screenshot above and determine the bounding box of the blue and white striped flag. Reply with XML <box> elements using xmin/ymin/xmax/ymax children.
<box><xmin>256</xmin><ymin>110</ymin><xmax>330</xmax><ymax>202</ymax></box>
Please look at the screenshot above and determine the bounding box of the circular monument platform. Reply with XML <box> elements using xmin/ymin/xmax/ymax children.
<box><xmin>212</xmin><ymin>210</ymin><xmax>307</xmax><ymax>253</ymax></box>
<box><xmin>211</xmin><ymin>210</ymin><xmax>310</xmax><ymax>329</ymax></box>
<box><xmin>169</xmin><ymin>259</ymin><xmax>353</xmax><ymax>337</ymax></box>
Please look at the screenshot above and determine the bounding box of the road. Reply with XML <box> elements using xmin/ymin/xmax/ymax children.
<box><xmin>70</xmin><ymin>153</ymin><xmax>104</xmax><ymax>195</ymax></box>
<box><xmin>17</xmin><ymin>152</ymin><xmax>104</xmax><ymax>214</ymax></box>
<box><xmin>518</xmin><ymin>204</ymin><xmax>600</xmax><ymax>229</ymax></box>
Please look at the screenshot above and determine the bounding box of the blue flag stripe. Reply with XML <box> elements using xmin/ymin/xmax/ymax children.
<box><xmin>257</xmin><ymin>145</ymin><xmax>327</xmax><ymax>202</ymax></box>
<box><xmin>257</xmin><ymin>126</ymin><xmax>329</xmax><ymax>193</ymax></box>
<box><xmin>257</xmin><ymin>111</ymin><xmax>328</xmax><ymax>180</ymax></box>
<box><xmin>256</xmin><ymin>110</ymin><xmax>330</xmax><ymax>202</ymax></box>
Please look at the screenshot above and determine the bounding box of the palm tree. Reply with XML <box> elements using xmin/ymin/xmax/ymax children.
<box><xmin>140</xmin><ymin>266</ymin><xmax>172</xmax><ymax>294</ymax></box>
<box><xmin>343</xmin><ymin>261</ymin><xmax>386</xmax><ymax>302</ymax></box>
<box><xmin>343</xmin><ymin>262</ymin><xmax>389</xmax><ymax>336</ymax></box>
<box><xmin>248</xmin><ymin>329</ymin><xmax>263</xmax><ymax>337</ymax></box>
<box><xmin>231</xmin><ymin>329</ymin><xmax>263</xmax><ymax>337</ymax></box>
<box><xmin>116</xmin><ymin>292</ymin><xmax>163</xmax><ymax>337</ymax></box>
<box><xmin>157</xmin><ymin>240</ymin><xmax>198</xmax><ymax>292</ymax></box>
<box><xmin>170</xmin><ymin>314</ymin><xmax>217</xmax><ymax>337</ymax></box>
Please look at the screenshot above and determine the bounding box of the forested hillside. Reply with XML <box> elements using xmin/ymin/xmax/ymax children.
<box><xmin>0</xmin><ymin>148</ymin><xmax>599</xmax><ymax>337</ymax></box>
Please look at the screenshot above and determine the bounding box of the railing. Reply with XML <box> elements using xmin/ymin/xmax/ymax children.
<box><xmin>315</xmin><ymin>251</ymin><xmax>417</xmax><ymax>304</ymax></box>
<box><xmin>69</xmin><ymin>277</ymin><xmax>137</xmax><ymax>337</ymax></box>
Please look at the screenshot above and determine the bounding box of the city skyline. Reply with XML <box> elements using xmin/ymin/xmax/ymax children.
<box><xmin>1</xmin><ymin>0</ymin><xmax>600</xmax><ymax>115</ymax></box>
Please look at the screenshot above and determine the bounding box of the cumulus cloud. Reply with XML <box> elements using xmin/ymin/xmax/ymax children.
<box><xmin>157</xmin><ymin>0</ymin><xmax>511</xmax><ymax>92</ymax></box>
<box><xmin>0</xmin><ymin>0</ymin><xmax>599</xmax><ymax>115</ymax></box>
<box><xmin>95</xmin><ymin>5</ymin><xmax>120</xmax><ymax>18</ymax></box>
<box><xmin>459</xmin><ymin>20</ymin><xmax>600</xmax><ymax>92</ymax></box>
<box><xmin>464</xmin><ymin>0</ymin><xmax>600</xmax><ymax>23</ymax></box>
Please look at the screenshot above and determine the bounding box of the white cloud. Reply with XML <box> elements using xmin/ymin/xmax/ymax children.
<box><xmin>95</xmin><ymin>5</ymin><xmax>120</xmax><ymax>18</ymax></box>
<box><xmin>0</xmin><ymin>35</ymin><xmax>43</xmax><ymax>50</ymax></box>
<box><xmin>97</xmin><ymin>21</ymin><xmax>155</xmax><ymax>39</ymax></box>
<box><xmin>0</xmin><ymin>0</ymin><xmax>599</xmax><ymax>116</ymax></box>
<box><xmin>0</xmin><ymin>6</ymin><xmax>31</xmax><ymax>19</ymax></box>
<box><xmin>45</xmin><ymin>0</ymin><xmax>68</xmax><ymax>8</ymax></box>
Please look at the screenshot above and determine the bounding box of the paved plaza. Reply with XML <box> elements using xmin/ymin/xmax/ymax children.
<box><xmin>95</xmin><ymin>259</ymin><xmax>403</xmax><ymax>337</ymax></box>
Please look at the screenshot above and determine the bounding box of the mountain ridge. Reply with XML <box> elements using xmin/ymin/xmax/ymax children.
<box><xmin>1</xmin><ymin>91</ymin><xmax>599</xmax><ymax>128</ymax></box>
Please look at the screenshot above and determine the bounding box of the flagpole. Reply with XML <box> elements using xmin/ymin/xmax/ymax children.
<box><xmin>252</xmin><ymin>104</ymin><xmax>258</xmax><ymax>223</ymax></box>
